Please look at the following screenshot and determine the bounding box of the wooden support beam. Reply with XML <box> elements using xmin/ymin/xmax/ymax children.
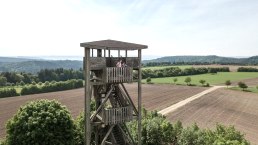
<box><xmin>101</xmin><ymin>125</ymin><xmax>115</xmax><ymax>145</ymax></box>
<box><xmin>90</xmin><ymin>85</ymin><xmax>113</xmax><ymax>121</ymax></box>
<box><xmin>84</xmin><ymin>48</ymin><xmax>91</xmax><ymax>145</ymax></box>
<box><xmin>138</xmin><ymin>49</ymin><xmax>142</xmax><ymax>145</ymax></box>
<box><xmin>119</xmin><ymin>84</ymin><xmax>138</xmax><ymax>115</ymax></box>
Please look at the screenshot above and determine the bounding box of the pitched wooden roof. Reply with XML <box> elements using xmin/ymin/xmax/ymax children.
<box><xmin>80</xmin><ymin>39</ymin><xmax>148</xmax><ymax>50</ymax></box>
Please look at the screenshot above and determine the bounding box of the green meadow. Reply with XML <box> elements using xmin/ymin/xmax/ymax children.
<box><xmin>230</xmin><ymin>86</ymin><xmax>258</xmax><ymax>93</ymax></box>
<box><xmin>143</xmin><ymin>65</ymin><xmax>193</xmax><ymax>70</ymax></box>
<box><xmin>142</xmin><ymin>72</ymin><xmax>258</xmax><ymax>86</ymax></box>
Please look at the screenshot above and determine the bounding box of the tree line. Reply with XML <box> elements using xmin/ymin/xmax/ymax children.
<box><xmin>0</xmin><ymin>79</ymin><xmax>83</xmax><ymax>98</ymax></box>
<box><xmin>237</xmin><ymin>67</ymin><xmax>258</xmax><ymax>72</ymax></box>
<box><xmin>0</xmin><ymin>68</ymin><xmax>84</xmax><ymax>87</ymax></box>
<box><xmin>141</xmin><ymin>67</ymin><xmax>229</xmax><ymax>79</ymax></box>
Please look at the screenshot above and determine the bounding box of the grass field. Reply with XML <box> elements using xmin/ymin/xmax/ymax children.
<box><xmin>143</xmin><ymin>72</ymin><xmax>258</xmax><ymax>85</ymax></box>
<box><xmin>143</xmin><ymin>65</ymin><xmax>192</xmax><ymax>70</ymax></box>
<box><xmin>230</xmin><ymin>86</ymin><xmax>258</xmax><ymax>93</ymax></box>
<box><xmin>143</xmin><ymin>65</ymin><xmax>258</xmax><ymax>72</ymax></box>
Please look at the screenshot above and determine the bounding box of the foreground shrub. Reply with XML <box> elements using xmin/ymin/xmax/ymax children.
<box><xmin>0</xmin><ymin>88</ymin><xmax>18</xmax><ymax>98</ymax></box>
<box><xmin>0</xmin><ymin>138</ymin><xmax>6</xmax><ymax>145</ymax></box>
<box><xmin>6</xmin><ymin>99</ymin><xmax>76</xmax><ymax>145</ymax></box>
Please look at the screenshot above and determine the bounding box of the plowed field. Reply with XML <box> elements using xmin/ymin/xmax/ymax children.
<box><xmin>166</xmin><ymin>88</ymin><xmax>258</xmax><ymax>144</ymax></box>
<box><xmin>0</xmin><ymin>84</ymin><xmax>206</xmax><ymax>138</ymax></box>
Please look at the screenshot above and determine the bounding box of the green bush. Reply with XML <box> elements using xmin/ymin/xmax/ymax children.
<box><xmin>0</xmin><ymin>88</ymin><xmax>18</xmax><ymax>98</ymax></box>
<box><xmin>146</xmin><ymin>77</ymin><xmax>152</xmax><ymax>84</ymax></box>
<box><xmin>0</xmin><ymin>138</ymin><xmax>6</xmax><ymax>145</ymax></box>
<box><xmin>184</xmin><ymin>77</ymin><xmax>192</xmax><ymax>85</ymax></box>
<box><xmin>238</xmin><ymin>82</ymin><xmax>248</xmax><ymax>91</ymax></box>
<box><xmin>20</xmin><ymin>85</ymin><xmax>41</xmax><ymax>95</ymax></box>
<box><xmin>5</xmin><ymin>99</ymin><xmax>76</xmax><ymax>145</ymax></box>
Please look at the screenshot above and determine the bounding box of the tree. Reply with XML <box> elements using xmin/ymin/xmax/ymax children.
<box><xmin>173</xmin><ymin>78</ymin><xmax>178</xmax><ymax>84</ymax></box>
<box><xmin>184</xmin><ymin>77</ymin><xmax>192</xmax><ymax>86</ymax></box>
<box><xmin>0</xmin><ymin>76</ymin><xmax>7</xmax><ymax>86</ymax></box>
<box><xmin>6</xmin><ymin>99</ymin><xmax>76</xmax><ymax>145</ymax></box>
<box><xmin>199</xmin><ymin>79</ymin><xmax>206</xmax><ymax>86</ymax></box>
<box><xmin>225</xmin><ymin>80</ymin><xmax>231</xmax><ymax>88</ymax></box>
<box><xmin>238</xmin><ymin>82</ymin><xmax>248</xmax><ymax>91</ymax></box>
<box><xmin>146</xmin><ymin>77</ymin><xmax>152</xmax><ymax>84</ymax></box>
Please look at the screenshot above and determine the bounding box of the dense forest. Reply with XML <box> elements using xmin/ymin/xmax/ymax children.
<box><xmin>0</xmin><ymin>57</ymin><xmax>82</xmax><ymax>73</ymax></box>
<box><xmin>0</xmin><ymin>68</ymin><xmax>83</xmax><ymax>86</ymax></box>
<box><xmin>143</xmin><ymin>55</ymin><xmax>258</xmax><ymax>65</ymax></box>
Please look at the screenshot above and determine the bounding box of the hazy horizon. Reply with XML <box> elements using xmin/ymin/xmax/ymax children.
<box><xmin>0</xmin><ymin>55</ymin><xmax>253</xmax><ymax>61</ymax></box>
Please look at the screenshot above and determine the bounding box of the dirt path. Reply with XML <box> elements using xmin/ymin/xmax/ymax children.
<box><xmin>158</xmin><ymin>86</ymin><xmax>226</xmax><ymax>115</ymax></box>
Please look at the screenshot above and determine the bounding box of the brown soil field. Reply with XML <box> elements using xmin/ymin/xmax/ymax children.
<box><xmin>166</xmin><ymin>88</ymin><xmax>258</xmax><ymax>144</ymax></box>
<box><xmin>0</xmin><ymin>84</ymin><xmax>206</xmax><ymax>138</ymax></box>
<box><xmin>231</xmin><ymin>77</ymin><xmax>258</xmax><ymax>86</ymax></box>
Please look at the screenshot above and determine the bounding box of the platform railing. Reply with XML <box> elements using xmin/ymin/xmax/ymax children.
<box><xmin>102</xmin><ymin>106</ymin><xmax>133</xmax><ymax>125</ymax></box>
<box><xmin>106</xmin><ymin>67</ymin><xmax>133</xmax><ymax>83</ymax></box>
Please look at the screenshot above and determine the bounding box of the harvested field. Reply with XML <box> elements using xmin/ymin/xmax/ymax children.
<box><xmin>126</xmin><ymin>84</ymin><xmax>207</xmax><ymax>111</ymax></box>
<box><xmin>231</xmin><ymin>77</ymin><xmax>258</xmax><ymax>86</ymax></box>
<box><xmin>166</xmin><ymin>88</ymin><xmax>258</xmax><ymax>144</ymax></box>
<box><xmin>0</xmin><ymin>84</ymin><xmax>206</xmax><ymax>138</ymax></box>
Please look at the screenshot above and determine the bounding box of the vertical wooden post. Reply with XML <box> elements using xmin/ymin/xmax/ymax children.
<box><xmin>91</xmin><ymin>48</ymin><xmax>93</xmax><ymax>57</ymax></box>
<box><xmin>118</xmin><ymin>50</ymin><xmax>120</xmax><ymax>57</ymax></box>
<box><xmin>84</xmin><ymin>48</ymin><xmax>91</xmax><ymax>145</ymax></box>
<box><xmin>108</xmin><ymin>50</ymin><xmax>111</xmax><ymax>57</ymax></box>
<box><xmin>125</xmin><ymin>50</ymin><xmax>128</xmax><ymax>57</ymax></box>
<box><xmin>138</xmin><ymin>49</ymin><xmax>142</xmax><ymax>145</ymax></box>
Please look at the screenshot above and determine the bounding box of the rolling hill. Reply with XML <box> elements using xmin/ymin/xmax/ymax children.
<box><xmin>143</xmin><ymin>55</ymin><xmax>258</xmax><ymax>65</ymax></box>
<box><xmin>0</xmin><ymin>57</ymin><xmax>82</xmax><ymax>73</ymax></box>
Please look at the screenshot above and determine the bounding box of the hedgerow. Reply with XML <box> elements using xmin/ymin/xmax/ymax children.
<box><xmin>0</xmin><ymin>88</ymin><xmax>18</xmax><ymax>98</ymax></box>
<box><xmin>20</xmin><ymin>79</ymin><xmax>83</xmax><ymax>95</ymax></box>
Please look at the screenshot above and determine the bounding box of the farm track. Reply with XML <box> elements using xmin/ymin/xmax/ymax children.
<box><xmin>166</xmin><ymin>88</ymin><xmax>258</xmax><ymax>144</ymax></box>
<box><xmin>0</xmin><ymin>84</ymin><xmax>206</xmax><ymax>138</ymax></box>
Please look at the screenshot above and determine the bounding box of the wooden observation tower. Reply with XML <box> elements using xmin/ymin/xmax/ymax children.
<box><xmin>81</xmin><ymin>40</ymin><xmax>148</xmax><ymax>145</ymax></box>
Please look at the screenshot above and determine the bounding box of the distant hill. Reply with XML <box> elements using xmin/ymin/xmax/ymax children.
<box><xmin>0</xmin><ymin>57</ymin><xmax>82</xmax><ymax>73</ymax></box>
<box><xmin>143</xmin><ymin>55</ymin><xmax>258</xmax><ymax>65</ymax></box>
<box><xmin>0</xmin><ymin>57</ymin><xmax>38</xmax><ymax>63</ymax></box>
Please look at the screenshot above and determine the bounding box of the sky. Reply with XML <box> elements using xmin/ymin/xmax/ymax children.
<box><xmin>0</xmin><ymin>0</ymin><xmax>258</xmax><ymax>58</ymax></box>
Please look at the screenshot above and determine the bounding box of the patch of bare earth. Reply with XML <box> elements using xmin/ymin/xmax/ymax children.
<box><xmin>231</xmin><ymin>77</ymin><xmax>258</xmax><ymax>87</ymax></box>
<box><xmin>166</xmin><ymin>88</ymin><xmax>258</xmax><ymax>144</ymax></box>
<box><xmin>0</xmin><ymin>84</ymin><xmax>206</xmax><ymax>138</ymax></box>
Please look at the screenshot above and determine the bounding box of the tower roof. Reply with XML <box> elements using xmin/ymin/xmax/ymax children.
<box><xmin>80</xmin><ymin>39</ymin><xmax>148</xmax><ymax>50</ymax></box>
